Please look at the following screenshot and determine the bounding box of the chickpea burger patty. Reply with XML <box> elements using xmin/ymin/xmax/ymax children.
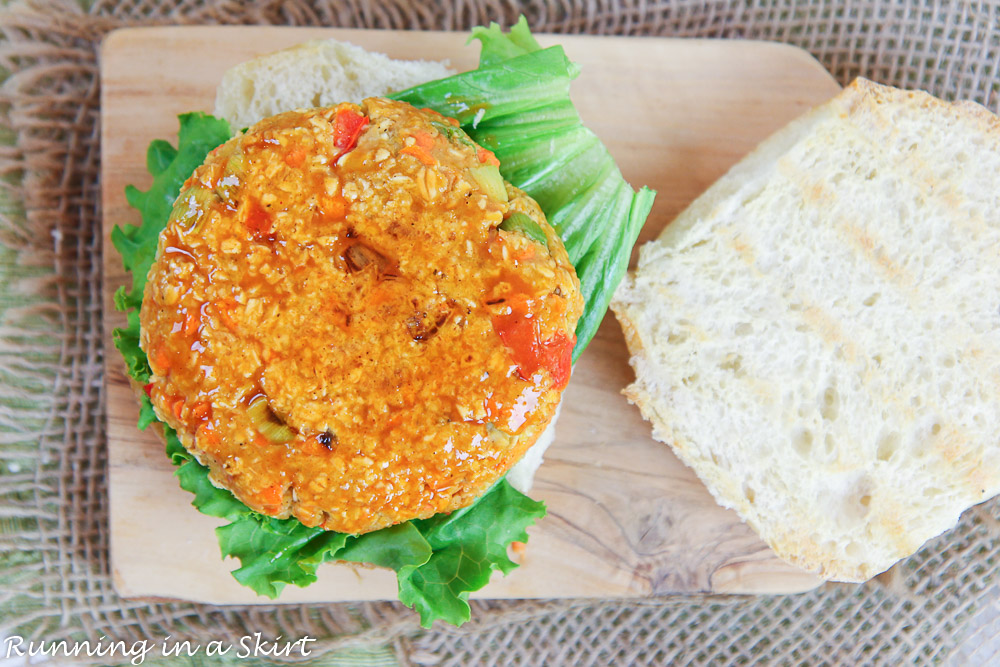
<box><xmin>140</xmin><ymin>97</ymin><xmax>583</xmax><ymax>535</ymax></box>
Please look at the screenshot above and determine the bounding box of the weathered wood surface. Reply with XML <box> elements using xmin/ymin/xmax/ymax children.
<box><xmin>101</xmin><ymin>27</ymin><xmax>838</xmax><ymax>603</ymax></box>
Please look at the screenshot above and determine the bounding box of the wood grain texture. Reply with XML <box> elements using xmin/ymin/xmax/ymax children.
<box><xmin>101</xmin><ymin>26</ymin><xmax>839</xmax><ymax>603</ymax></box>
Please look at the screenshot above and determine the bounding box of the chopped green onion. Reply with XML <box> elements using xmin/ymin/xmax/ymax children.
<box><xmin>168</xmin><ymin>186</ymin><xmax>216</xmax><ymax>230</ymax></box>
<box><xmin>215</xmin><ymin>151</ymin><xmax>243</xmax><ymax>200</ymax></box>
<box><xmin>247</xmin><ymin>396</ymin><xmax>295</xmax><ymax>444</ymax></box>
<box><xmin>428</xmin><ymin>118</ymin><xmax>476</xmax><ymax>148</ymax></box>
<box><xmin>499</xmin><ymin>212</ymin><xmax>548</xmax><ymax>247</ymax></box>
<box><xmin>468</xmin><ymin>165</ymin><xmax>508</xmax><ymax>203</ymax></box>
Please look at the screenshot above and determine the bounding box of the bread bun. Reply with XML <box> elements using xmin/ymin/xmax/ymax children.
<box><xmin>611</xmin><ymin>78</ymin><xmax>1000</xmax><ymax>581</ymax></box>
<box><xmin>214</xmin><ymin>39</ymin><xmax>454</xmax><ymax>132</ymax></box>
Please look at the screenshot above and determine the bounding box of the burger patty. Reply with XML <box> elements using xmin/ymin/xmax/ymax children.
<box><xmin>140</xmin><ymin>97</ymin><xmax>583</xmax><ymax>534</ymax></box>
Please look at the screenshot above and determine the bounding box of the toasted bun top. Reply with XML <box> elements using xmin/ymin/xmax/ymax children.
<box><xmin>611</xmin><ymin>78</ymin><xmax>1000</xmax><ymax>581</ymax></box>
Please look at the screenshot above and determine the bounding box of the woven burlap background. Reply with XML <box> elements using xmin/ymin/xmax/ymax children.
<box><xmin>2</xmin><ymin>0</ymin><xmax>1000</xmax><ymax>664</ymax></box>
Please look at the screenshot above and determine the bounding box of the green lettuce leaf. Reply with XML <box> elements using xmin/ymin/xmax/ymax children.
<box><xmin>337</xmin><ymin>522</ymin><xmax>433</xmax><ymax>571</ymax></box>
<box><xmin>399</xmin><ymin>481</ymin><xmax>545</xmax><ymax>626</ymax></box>
<box><xmin>137</xmin><ymin>392</ymin><xmax>157</xmax><ymax>430</ymax></box>
<box><xmin>392</xmin><ymin>16</ymin><xmax>655</xmax><ymax>358</ymax></box>
<box><xmin>216</xmin><ymin>517</ymin><xmax>351</xmax><ymax>598</ymax></box>
<box><xmin>112</xmin><ymin>113</ymin><xmax>231</xmax><ymax>310</ymax></box>
<box><xmin>469</xmin><ymin>15</ymin><xmax>542</xmax><ymax>66</ymax></box>
<box><xmin>112</xmin><ymin>306</ymin><xmax>150</xmax><ymax>384</ymax></box>
<box><xmin>110</xmin><ymin>112</ymin><xmax>231</xmax><ymax>383</ymax></box>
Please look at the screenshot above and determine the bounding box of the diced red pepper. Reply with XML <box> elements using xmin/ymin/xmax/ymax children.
<box><xmin>143</xmin><ymin>382</ymin><xmax>154</xmax><ymax>398</ymax></box>
<box><xmin>477</xmin><ymin>146</ymin><xmax>500</xmax><ymax>166</ymax></box>
<box><xmin>333</xmin><ymin>107</ymin><xmax>369</xmax><ymax>159</ymax></box>
<box><xmin>245</xmin><ymin>199</ymin><xmax>272</xmax><ymax>237</ymax></box>
<box><xmin>493</xmin><ymin>300</ymin><xmax>541</xmax><ymax>380</ymax></box>
<box><xmin>491</xmin><ymin>297</ymin><xmax>574</xmax><ymax>390</ymax></box>
<box><xmin>541</xmin><ymin>332</ymin><xmax>573</xmax><ymax>390</ymax></box>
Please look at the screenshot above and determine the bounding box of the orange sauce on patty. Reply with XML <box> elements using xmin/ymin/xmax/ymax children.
<box><xmin>140</xmin><ymin>98</ymin><xmax>583</xmax><ymax>534</ymax></box>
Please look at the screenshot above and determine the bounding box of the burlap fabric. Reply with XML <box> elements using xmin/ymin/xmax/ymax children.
<box><xmin>2</xmin><ymin>0</ymin><xmax>1000</xmax><ymax>664</ymax></box>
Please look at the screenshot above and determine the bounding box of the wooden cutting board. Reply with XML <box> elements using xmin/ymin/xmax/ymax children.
<box><xmin>101</xmin><ymin>27</ymin><xmax>840</xmax><ymax>603</ymax></box>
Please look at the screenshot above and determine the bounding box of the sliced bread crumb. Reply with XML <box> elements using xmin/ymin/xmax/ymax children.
<box><xmin>214</xmin><ymin>39</ymin><xmax>454</xmax><ymax>131</ymax></box>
